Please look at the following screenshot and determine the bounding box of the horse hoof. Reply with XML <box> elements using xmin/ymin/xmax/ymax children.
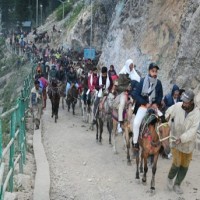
<box><xmin>150</xmin><ymin>188</ymin><xmax>155</xmax><ymax>196</ymax></box>
<box><xmin>127</xmin><ymin>160</ymin><xmax>132</xmax><ymax>166</ymax></box>
<box><xmin>142</xmin><ymin>178</ymin><xmax>146</xmax><ymax>183</ymax></box>
<box><xmin>136</xmin><ymin>174</ymin><xmax>140</xmax><ymax>180</ymax></box>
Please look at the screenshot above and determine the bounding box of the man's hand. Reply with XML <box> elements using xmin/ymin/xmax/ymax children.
<box><xmin>151</xmin><ymin>103</ymin><xmax>158</xmax><ymax>109</ymax></box>
<box><xmin>175</xmin><ymin>138</ymin><xmax>181</xmax><ymax>145</ymax></box>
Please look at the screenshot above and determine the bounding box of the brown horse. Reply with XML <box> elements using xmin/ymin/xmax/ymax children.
<box><xmin>135</xmin><ymin>111</ymin><xmax>170</xmax><ymax>193</ymax></box>
<box><xmin>48</xmin><ymin>79</ymin><xmax>62</xmax><ymax>123</ymax></box>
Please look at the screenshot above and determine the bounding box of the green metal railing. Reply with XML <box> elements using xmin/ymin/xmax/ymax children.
<box><xmin>0</xmin><ymin>67</ymin><xmax>34</xmax><ymax>199</ymax></box>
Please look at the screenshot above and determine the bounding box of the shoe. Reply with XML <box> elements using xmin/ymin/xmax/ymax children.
<box><xmin>173</xmin><ymin>184</ymin><xmax>183</xmax><ymax>194</ymax></box>
<box><xmin>167</xmin><ymin>178</ymin><xmax>173</xmax><ymax>191</ymax></box>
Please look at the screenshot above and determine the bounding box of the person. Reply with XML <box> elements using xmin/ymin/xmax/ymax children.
<box><xmin>38</xmin><ymin>74</ymin><xmax>48</xmax><ymax>109</ymax></box>
<box><xmin>49</xmin><ymin>65</ymin><xmax>57</xmax><ymax>81</ymax></box>
<box><xmin>132</xmin><ymin>63</ymin><xmax>163</xmax><ymax>149</ymax></box>
<box><xmin>30</xmin><ymin>80</ymin><xmax>43</xmax><ymax>130</ymax></box>
<box><xmin>66</xmin><ymin>67</ymin><xmax>78</xmax><ymax>96</ymax></box>
<box><xmin>108</xmin><ymin>65</ymin><xmax>118</xmax><ymax>81</ymax></box>
<box><xmin>117</xmin><ymin>59</ymin><xmax>140</xmax><ymax>131</ymax></box>
<box><xmin>166</xmin><ymin>89</ymin><xmax>200</xmax><ymax>194</ymax></box>
<box><xmin>87</xmin><ymin>67</ymin><xmax>98</xmax><ymax>98</ymax></box>
<box><xmin>93</xmin><ymin>66</ymin><xmax>113</xmax><ymax>124</ymax></box>
<box><xmin>56</xmin><ymin>66</ymin><xmax>66</xmax><ymax>83</ymax></box>
<box><xmin>163</xmin><ymin>84</ymin><xmax>181</xmax><ymax>112</ymax></box>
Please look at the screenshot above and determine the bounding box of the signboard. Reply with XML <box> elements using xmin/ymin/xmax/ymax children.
<box><xmin>84</xmin><ymin>48</ymin><xmax>95</xmax><ymax>60</ymax></box>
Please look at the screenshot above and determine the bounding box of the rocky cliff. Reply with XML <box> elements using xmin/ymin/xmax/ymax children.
<box><xmin>39</xmin><ymin>0</ymin><xmax>200</xmax><ymax>104</ymax></box>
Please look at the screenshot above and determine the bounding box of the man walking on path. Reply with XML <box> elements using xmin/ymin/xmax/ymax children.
<box><xmin>30</xmin><ymin>80</ymin><xmax>43</xmax><ymax>129</ymax></box>
<box><xmin>166</xmin><ymin>89</ymin><xmax>200</xmax><ymax>194</ymax></box>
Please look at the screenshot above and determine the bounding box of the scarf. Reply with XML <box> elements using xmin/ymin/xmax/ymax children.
<box><xmin>86</xmin><ymin>74</ymin><xmax>94</xmax><ymax>95</ymax></box>
<box><xmin>141</xmin><ymin>75</ymin><xmax>157</xmax><ymax>103</ymax></box>
<box><xmin>98</xmin><ymin>74</ymin><xmax>110</xmax><ymax>97</ymax></box>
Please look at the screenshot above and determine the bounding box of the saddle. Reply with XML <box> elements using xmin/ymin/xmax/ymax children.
<box><xmin>139</xmin><ymin>109</ymin><xmax>158</xmax><ymax>139</ymax></box>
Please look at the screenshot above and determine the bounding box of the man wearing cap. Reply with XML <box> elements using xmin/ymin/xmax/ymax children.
<box><xmin>165</xmin><ymin>89</ymin><xmax>200</xmax><ymax>194</ymax></box>
<box><xmin>132</xmin><ymin>63</ymin><xmax>163</xmax><ymax>149</ymax></box>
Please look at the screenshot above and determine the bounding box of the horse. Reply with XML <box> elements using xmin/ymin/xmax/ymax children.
<box><xmin>135</xmin><ymin>110</ymin><xmax>170</xmax><ymax>193</ymax></box>
<box><xmin>66</xmin><ymin>83</ymin><xmax>78</xmax><ymax>115</ymax></box>
<box><xmin>111</xmin><ymin>92</ymin><xmax>134</xmax><ymax>155</ymax></box>
<box><xmin>81</xmin><ymin>90</ymin><xmax>96</xmax><ymax>124</ymax></box>
<box><xmin>48</xmin><ymin>79</ymin><xmax>62</xmax><ymax>123</ymax></box>
<box><xmin>121</xmin><ymin>99</ymin><xmax>135</xmax><ymax>164</ymax></box>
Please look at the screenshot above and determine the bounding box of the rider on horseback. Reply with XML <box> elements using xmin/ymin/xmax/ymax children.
<box><xmin>117</xmin><ymin>59</ymin><xmax>140</xmax><ymax>129</ymax></box>
<box><xmin>66</xmin><ymin>67</ymin><xmax>78</xmax><ymax>96</ymax></box>
<box><xmin>87</xmin><ymin>67</ymin><xmax>98</xmax><ymax>104</ymax></box>
<box><xmin>132</xmin><ymin>63</ymin><xmax>163</xmax><ymax>150</ymax></box>
<box><xmin>92</xmin><ymin>66</ymin><xmax>113</xmax><ymax>124</ymax></box>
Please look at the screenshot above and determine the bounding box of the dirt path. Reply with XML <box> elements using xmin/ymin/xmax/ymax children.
<box><xmin>42</xmin><ymin>99</ymin><xmax>200</xmax><ymax>200</ymax></box>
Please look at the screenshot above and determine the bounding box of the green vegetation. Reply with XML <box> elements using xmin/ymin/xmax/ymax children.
<box><xmin>56</xmin><ymin>0</ymin><xmax>74</xmax><ymax>21</ymax></box>
<box><xmin>64</xmin><ymin>2</ymin><xmax>84</xmax><ymax>28</ymax></box>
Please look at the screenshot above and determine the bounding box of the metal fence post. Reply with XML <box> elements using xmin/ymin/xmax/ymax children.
<box><xmin>0</xmin><ymin>120</ymin><xmax>2</xmax><ymax>160</ymax></box>
<box><xmin>9</xmin><ymin>112</ymin><xmax>16</xmax><ymax>192</ymax></box>
<box><xmin>17</xmin><ymin>99</ymin><xmax>23</xmax><ymax>174</ymax></box>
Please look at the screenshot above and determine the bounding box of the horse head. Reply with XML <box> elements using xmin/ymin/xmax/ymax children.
<box><xmin>156</xmin><ymin>115</ymin><xmax>171</xmax><ymax>155</ymax></box>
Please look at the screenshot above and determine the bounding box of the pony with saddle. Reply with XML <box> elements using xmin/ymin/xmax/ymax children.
<box><xmin>66</xmin><ymin>82</ymin><xmax>78</xmax><ymax>115</ymax></box>
<box><xmin>48</xmin><ymin>79</ymin><xmax>62</xmax><ymax>123</ymax></box>
<box><xmin>135</xmin><ymin>109</ymin><xmax>170</xmax><ymax>193</ymax></box>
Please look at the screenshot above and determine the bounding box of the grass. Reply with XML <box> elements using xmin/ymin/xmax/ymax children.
<box><xmin>64</xmin><ymin>2</ymin><xmax>84</xmax><ymax>28</ymax></box>
<box><xmin>56</xmin><ymin>0</ymin><xmax>75</xmax><ymax>21</ymax></box>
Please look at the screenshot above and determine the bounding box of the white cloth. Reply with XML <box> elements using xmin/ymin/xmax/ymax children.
<box><xmin>133</xmin><ymin>106</ymin><xmax>147</xmax><ymax>143</ymax></box>
<box><xmin>119</xmin><ymin>59</ymin><xmax>140</xmax><ymax>82</ymax></box>
<box><xmin>98</xmin><ymin>74</ymin><xmax>110</xmax><ymax>97</ymax></box>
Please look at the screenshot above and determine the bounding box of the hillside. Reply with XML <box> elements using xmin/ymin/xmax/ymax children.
<box><xmin>32</xmin><ymin>0</ymin><xmax>200</xmax><ymax>106</ymax></box>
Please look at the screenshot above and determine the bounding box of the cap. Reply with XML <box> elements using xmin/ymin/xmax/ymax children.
<box><xmin>181</xmin><ymin>89</ymin><xmax>195</xmax><ymax>103</ymax></box>
<box><xmin>148</xmin><ymin>63</ymin><xmax>160</xmax><ymax>70</ymax></box>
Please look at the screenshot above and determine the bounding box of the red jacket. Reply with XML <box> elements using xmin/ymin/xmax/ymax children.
<box><xmin>88</xmin><ymin>73</ymin><xmax>98</xmax><ymax>92</ymax></box>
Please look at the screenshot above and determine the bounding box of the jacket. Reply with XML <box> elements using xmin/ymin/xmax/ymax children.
<box><xmin>164</xmin><ymin>84</ymin><xmax>181</xmax><ymax>110</ymax></box>
<box><xmin>165</xmin><ymin>102</ymin><xmax>200</xmax><ymax>153</ymax></box>
<box><xmin>67</xmin><ymin>72</ymin><xmax>77</xmax><ymax>84</ymax></box>
<box><xmin>133</xmin><ymin>77</ymin><xmax>163</xmax><ymax>106</ymax></box>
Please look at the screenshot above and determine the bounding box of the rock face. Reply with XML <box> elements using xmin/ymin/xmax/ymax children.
<box><xmin>41</xmin><ymin>0</ymin><xmax>200</xmax><ymax>101</ymax></box>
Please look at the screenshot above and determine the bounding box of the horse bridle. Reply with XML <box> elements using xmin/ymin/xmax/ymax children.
<box><xmin>156</xmin><ymin>122</ymin><xmax>177</xmax><ymax>142</ymax></box>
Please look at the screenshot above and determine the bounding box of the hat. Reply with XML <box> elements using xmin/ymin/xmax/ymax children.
<box><xmin>149</xmin><ymin>63</ymin><xmax>159</xmax><ymax>70</ymax></box>
<box><xmin>101</xmin><ymin>66</ymin><xmax>107</xmax><ymax>73</ymax></box>
<box><xmin>181</xmin><ymin>89</ymin><xmax>195</xmax><ymax>103</ymax></box>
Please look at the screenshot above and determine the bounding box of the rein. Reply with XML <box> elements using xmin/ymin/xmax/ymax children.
<box><xmin>156</xmin><ymin>122</ymin><xmax>177</xmax><ymax>142</ymax></box>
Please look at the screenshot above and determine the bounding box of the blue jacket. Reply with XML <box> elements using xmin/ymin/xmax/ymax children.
<box><xmin>164</xmin><ymin>84</ymin><xmax>181</xmax><ymax>109</ymax></box>
<box><xmin>133</xmin><ymin>77</ymin><xmax>163</xmax><ymax>106</ymax></box>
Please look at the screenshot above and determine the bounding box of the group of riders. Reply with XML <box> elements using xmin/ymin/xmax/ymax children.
<box><xmin>30</xmin><ymin>41</ymin><xmax>200</xmax><ymax>195</ymax></box>
<box><xmin>33</xmin><ymin>55</ymin><xmax>184</xmax><ymax>148</ymax></box>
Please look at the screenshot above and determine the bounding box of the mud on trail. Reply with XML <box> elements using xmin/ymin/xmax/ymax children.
<box><xmin>42</xmin><ymin>100</ymin><xmax>200</xmax><ymax>200</ymax></box>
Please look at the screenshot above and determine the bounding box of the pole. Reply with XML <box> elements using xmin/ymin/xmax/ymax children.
<box><xmin>40</xmin><ymin>4</ymin><xmax>43</xmax><ymax>25</ymax></box>
<box><xmin>90</xmin><ymin>0</ymin><xmax>92</xmax><ymax>49</ymax></box>
<box><xmin>62</xmin><ymin>2</ymin><xmax>64</xmax><ymax>20</ymax></box>
<box><xmin>89</xmin><ymin>0</ymin><xmax>93</xmax><ymax>59</ymax></box>
<box><xmin>36</xmin><ymin>0</ymin><xmax>38</xmax><ymax>27</ymax></box>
